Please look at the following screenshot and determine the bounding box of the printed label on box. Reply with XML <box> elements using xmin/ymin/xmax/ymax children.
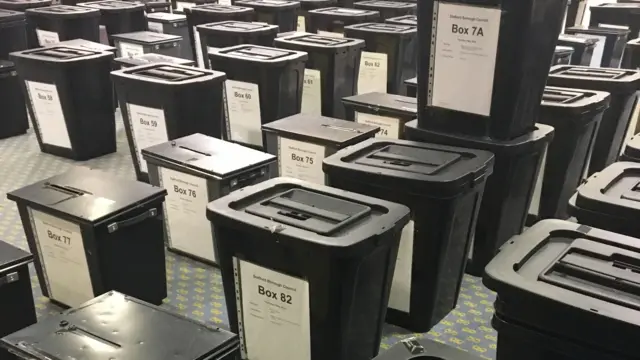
<box><xmin>36</xmin><ymin>29</ymin><xmax>60</xmax><ymax>46</ymax></box>
<box><xmin>356</xmin><ymin>112</ymin><xmax>401</xmax><ymax>139</ymax></box>
<box><xmin>357</xmin><ymin>51</ymin><xmax>387</xmax><ymax>94</ymax></box>
<box><xmin>301</xmin><ymin>68</ymin><xmax>322</xmax><ymax>115</ymax></box>
<box><xmin>429</xmin><ymin>2</ymin><xmax>501</xmax><ymax>116</ymax></box>
<box><xmin>234</xmin><ymin>258</ymin><xmax>311</xmax><ymax>360</ymax></box>
<box><xmin>388</xmin><ymin>220</ymin><xmax>414</xmax><ymax>313</ymax></box>
<box><xmin>119</xmin><ymin>42</ymin><xmax>145</xmax><ymax>58</ymax></box>
<box><xmin>278</xmin><ymin>137</ymin><xmax>325</xmax><ymax>184</ymax></box>
<box><xmin>148</xmin><ymin>21</ymin><xmax>164</xmax><ymax>33</ymax></box>
<box><xmin>621</xmin><ymin>99</ymin><xmax>640</xmax><ymax>157</ymax></box>
<box><xmin>26</xmin><ymin>81</ymin><xmax>71</xmax><ymax>149</ymax></box>
<box><xmin>317</xmin><ymin>30</ymin><xmax>344</xmax><ymax>38</ymax></box>
<box><xmin>528</xmin><ymin>148</ymin><xmax>547</xmax><ymax>217</ymax></box>
<box><xmin>127</xmin><ymin>104</ymin><xmax>168</xmax><ymax>173</ymax></box>
<box><xmin>29</xmin><ymin>209</ymin><xmax>93</xmax><ymax>308</ymax></box>
<box><xmin>297</xmin><ymin>15</ymin><xmax>306</xmax><ymax>32</ymax></box>
<box><xmin>575</xmin><ymin>33</ymin><xmax>607</xmax><ymax>67</ymax></box>
<box><xmin>159</xmin><ymin>167</ymin><xmax>215</xmax><ymax>263</ymax></box>
<box><xmin>224</xmin><ymin>80</ymin><xmax>263</xmax><ymax>147</ymax></box>
<box><xmin>194</xmin><ymin>26</ymin><xmax>205</xmax><ymax>68</ymax></box>
<box><xmin>176</xmin><ymin>1</ymin><xmax>195</xmax><ymax>10</ymax></box>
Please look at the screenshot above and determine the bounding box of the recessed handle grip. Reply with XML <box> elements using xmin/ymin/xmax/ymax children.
<box><xmin>107</xmin><ymin>208</ymin><xmax>158</xmax><ymax>233</ymax></box>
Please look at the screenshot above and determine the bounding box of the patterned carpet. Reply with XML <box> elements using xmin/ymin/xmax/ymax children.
<box><xmin>0</xmin><ymin>114</ymin><xmax>497</xmax><ymax>359</ymax></box>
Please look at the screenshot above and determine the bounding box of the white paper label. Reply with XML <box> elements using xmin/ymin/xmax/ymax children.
<box><xmin>317</xmin><ymin>30</ymin><xmax>344</xmax><ymax>38</ymax></box>
<box><xmin>622</xmin><ymin>99</ymin><xmax>640</xmax><ymax>156</ymax></box>
<box><xmin>357</xmin><ymin>51</ymin><xmax>387</xmax><ymax>94</ymax></box>
<box><xmin>29</xmin><ymin>209</ymin><xmax>93</xmax><ymax>308</ymax></box>
<box><xmin>119</xmin><ymin>42</ymin><xmax>145</xmax><ymax>58</ymax></box>
<box><xmin>194</xmin><ymin>26</ymin><xmax>204</xmax><ymax>68</ymax></box>
<box><xmin>159</xmin><ymin>167</ymin><xmax>215</xmax><ymax>262</ymax></box>
<box><xmin>36</xmin><ymin>29</ymin><xmax>60</xmax><ymax>46</ymax></box>
<box><xmin>560</xmin><ymin>6</ymin><xmax>567</xmax><ymax>34</ymax></box>
<box><xmin>234</xmin><ymin>259</ymin><xmax>311</xmax><ymax>360</ymax></box>
<box><xmin>127</xmin><ymin>104</ymin><xmax>169</xmax><ymax>173</ymax></box>
<box><xmin>297</xmin><ymin>15</ymin><xmax>306</xmax><ymax>32</ymax></box>
<box><xmin>148</xmin><ymin>21</ymin><xmax>164</xmax><ymax>33</ymax></box>
<box><xmin>430</xmin><ymin>2</ymin><xmax>501</xmax><ymax>116</ymax></box>
<box><xmin>176</xmin><ymin>1</ymin><xmax>195</xmax><ymax>10</ymax></box>
<box><xmin>224</xmin><ymin>80</ymin><xmax>262</xmax><ymax>147</ymax></box>
<box><xmin>587</xmin><ymin>34</ymin><xmax>607</xmax><ymax>67</ymax></box>
<box><xmin>26</xmin><ymin>81</ymin><xmax>71</xmax><ymax>149</ymax></box>
<box><xmin>388</xmin><ymin>220</ymin><xmax>414</xmax><ymax>313</ymax></box>
<box><xmin>301</xmin><ymin>69</ymin><xmax>322</xmax><ymax>115</ymax></box>
<box><xmin>528</xmin><ymin>148</ymin><xmax>547</xmax><ymax>217</ymax></box>
<box><xmin>278</xmin><ymin>137</ymin><xmax>325</xmax><ymax>184</ymax></box>
<box><xmin>356</xmin><ymin>112</ymin><xmax>401</xmax><ymax>139</ymax></box>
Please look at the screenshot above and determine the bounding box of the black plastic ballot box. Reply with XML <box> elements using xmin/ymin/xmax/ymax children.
<box><xmin>147</xmin><ymin>12</ymin><xmax>192</xmax><ymax>60</ymax></box>
<box><xmin>6</xmin><ymin>168</ymin><xmax>168</xmax><ymax>308</ymax></box>
<box><xmin>385</xmin><ymin>14</ymin><xmax>415</xmax><ymax>26</ymax></box>
<box><xmin>184</xmin><ymin>4</ymin><xmax>254</xmax><ymax>68</ymax></box>
<box><xmin>323</xmin><ymin>138</ymin><xmax>493</xmax><ymax>332</ymax></box>
<box><xmin>569</xmin><ymin>161</ymin><xmax>640</xmax><ymax>238</ymax></box>
<box><xmin>274</xmin><ymin>33</ymin><xmax>364</xmax><ymax>119</ymax></box>
<box><xmin>206</xmin><ymin>177</ymin><xmax>410</xmax><ymax>360</ymax></box>
<box><xmin>552</xmin><ymin>45</ymin><xmax>574</xmax><ymax>65</ymax></box>
<box><xmin>0</xmin><ymin>61</ymin><xmax>29</xmax><ymax>139</ymax></box>
<box><xmin>404</xmin><ymin>76</ymin><xmax>415</xmax><ymax>97</ymax></box>
<box><xmin>621</xmin><ymin>134</ymin><xmax>640</xmax><ymax>162</ymax></box>
<box><xmin>343</xmin><ymin>92</ymin><xmax>416</xmax><ymax>138</ymax></box>
<box><xmin>143</xmin><ymin>134</ymin><xmax>275</xmax><ymax>264</ymax></box>
<box><xmin>209</xmin><ymin>44</ymin><xmax>307</xmax><ymax>149</ymax></box>
<box><xmin>566</xmin><ymin>26</ymin><xmax>630</xmax><ymax>68</ymax></box>
<box><xmin>262</xmin><ymin>113</ymin><xmax>379</xmax><ymax>183</ymax></box>
<box><xmin>529</xmin><ymin>86</ymin><xmax>609</xmax><ymax>222</ymax></box>
<box><xmin>483</xmin><ymin>219</ymin><xmax>640</xmax><ymax>360</ymax></box>
<box><xmin>197</xmin><ymin>21</ymin><xmax>278</xmax><ymax>69</ymax></box>
<box><xmin>557</xmin><ymin>33</ymin><xmax>598</xmax><ymax>66</ymax></box>
<box><xmin>235</xmin><ymin>0</ymin><xmax>299</xmax><ymax>33</ymax></box>
<box><xmin>0</xmin><ymin>240</ymin><xmax>36</xmax><ymax>339</ymax></box>
<box><xmin>623</xmin><ymin>37</ymin><xmax>640</xmax><ymax>69</ymax></box>
<box><xmin>354</xmin><ymin>1</ymin><xmax>415</xmax><ymax>21</ymax></box>
<box><xmin>296</xmin><ymin>0</ymin><xmax>334</xmax><ymax>33</ymax></box>
<box><xmin>373</xmin><ymin>337</ymin><xmax>482</xmax><ymax>360</ymax></box>
<box><xmin>547</xmin><ymin>65</ymin><xmax>640</xmax><ymax>176</ymax></box>
<box><xmin>0</xmin><ymin>9</ymin><xmax>27</xmax><ymax>59</ymax></box>
<box><xmin>344</xmin><ymin>22</ymin><xmax>416</xmax><ymax>96</ymax></box>
<box><xmin>11</xmin><ymin>46</ymin><xmax>116</xmax><ymax>160</ymax></box>
<box><xmin>111</xmin><ymin>63</ymin><xmax>226</xmax><ymax>182</ymax></box>
<box><xmin>0</xmin><ymin>291</ymin><xmax>240</xmax><ymax>360</ymax></box>
<box><xmin>405</xmin><ymin>120</ymin><xmax>554</xmax><ymax>276</ymax></box>
<box><xmin>112</xmin><ymin>30</ymin><xmax>182</xmax><ymax>58</ymax></box>
<box><xmin>306</xmin><ymin>7</ymin><xmax>379</xmax><ymax>38</ymax></box>
<box><xmin>114</xmin><ymin>51</ymin><xmax>194</xmax><ymax>67</ymax></box>
<box><xmin>417</xmin><ymin>0</ymin><xmax>567</xmax><ymax>140</ymax></box>
<box><xmin>589</xmin><ymin>3</ymin><xmax>640</xmax><ymax>41</ymax></box>
<box><xmin>78</xmin><ymin>0</ymin><xmax>146</xmax><ymax>47</ymax></box>
<box><xmin>43</xmin><ymin>38</ymin><xmax>118</xmax><ymax>110</ymax></box>
<box><xmin>0</xmin><ymin>0</ymin><xmax>51</xmax><ymax>12</ymax></box>
<box><xmin>24</xmin><ymin>5</ymin><xmax>100</xmax><ymax>47</ymax></box>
